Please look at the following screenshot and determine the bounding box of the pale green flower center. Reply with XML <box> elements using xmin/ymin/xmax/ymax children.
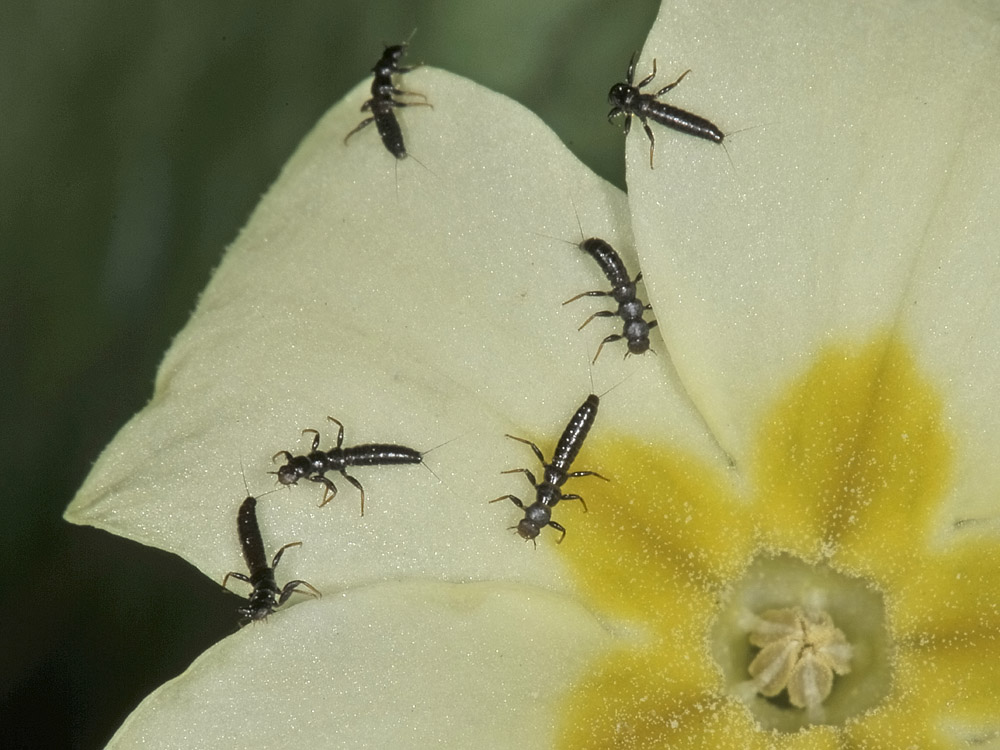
<box><xmin>710</xmin><ymin>554</ymin><xmax>893</xmax><ymax>732</ymax></box>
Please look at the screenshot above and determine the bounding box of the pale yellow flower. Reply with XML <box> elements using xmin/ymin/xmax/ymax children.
<box><xmin>65</xmin><ymin>0</ymin><xmax>1000</xmax><ymax>747</ymax></box>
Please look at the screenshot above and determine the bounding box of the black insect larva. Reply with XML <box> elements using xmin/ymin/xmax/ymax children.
<box><xmin>608</xmin><ymin>53</ymin><xmax>724</xmax><ymax>168</ymax></box>
<box><xmin>563</xmin><ymin>236</ymin><xmax>657</xmax><ymax>362</ymax></box>
<box><xmin>344</xmin><ymin>42</ymin><xmax>432</xmax><ymax>159</ymax></box>
<box><xmin>222</xmin><ymin>495</ymin><xmax>320</xmax><ymax>623</ymax></box>
<box><xmin>491</xmin><ymin>394</ymin><xmax>608</xmax><ymax>542</ymax></box>
<box><xmin>271</xmin><ymin>416</ymin><xmax>423</xmax><ymax>515</ymax></box>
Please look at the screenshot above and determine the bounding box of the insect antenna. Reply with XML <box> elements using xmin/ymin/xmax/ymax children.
<box><xmin>569</xmin><ymin>197</ymin><xmax>585</xmax><ymax>244</ymax></box>
<box><xmin>395</xmin><ymin>27</ymin><xmax>419</xmax><ymax>52</ymax></box>
<box><xmin>529</xmin><ymin>228</ymin><xmax>577</xmax><ymax>247</ymax></box>
<box><xmin>239</xmin><ymin>456</ymin><xmax>252</xmax><ymax>497</ymax></box>
<box><xmin>529</xmin><ymin>197</ymin><xmax>589</xmax><ymax>248</ymax></box>
<box><xmin>240</xmin><ymin>455</ymin><xmax>282</xmax><ymax>499</ymax></box>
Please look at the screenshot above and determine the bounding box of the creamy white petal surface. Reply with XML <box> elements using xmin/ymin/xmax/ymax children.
<box><xmin>66</xmin><ymin>68</ymin><xmax>722</xmax><ymax>597</ymax></box>
<box><xmin>627</xmin><ymin>0</ymin><xmax>1000</xmax><ymax>526</ymax></box>
<box><xmin>68</xmin><ymin>62</ymin><xmax>711</xmax><ymax>750</ymax></box>
<box><xmin>107</xmin><ymin>582</ymin><xmax>612</xmax><ymax>749</ymax></box>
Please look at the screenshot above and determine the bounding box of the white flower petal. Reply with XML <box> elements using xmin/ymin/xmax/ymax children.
<box><xmin>626</xmin><ymin>0</ymin><xmax>1000</xmax><ymax>482</ymax></box>
<box><xmin>65</xmin><ymin>67</ymin><xmax>721</xmax><ymax>595</ymax></box>
<box><xmin>895</xmin><ymin>68</ymin><xmax>1000</xmax><ymax>527</ymax></box>
<box><xmin>107</xmin><ymin>582</ymin><xmax>612</xmax><ymax>749</ymax></box>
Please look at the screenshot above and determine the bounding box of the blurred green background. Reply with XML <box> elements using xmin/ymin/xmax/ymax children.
<box><xmin>1</xmin><ymin>1</ymin><xmax>657</xmax><ymax>746</ymax></box>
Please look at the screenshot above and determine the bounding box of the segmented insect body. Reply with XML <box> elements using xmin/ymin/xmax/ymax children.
<box><xmin>272</xmin><ymin>416</ymin><xmax>422</xmax><ymax>514</ymax></box>
<box><xmin>369</xmin><ymin>97</ymin><xmax>406</xmax><ymax>157</ymax></box>
<box><xmin>344</xmin><ymin>43</ymin><xmax>431</xmax><ymax>159</ymax></box>
<box><xmin>491</xmin><ymin>394</ymin><xmax>608</xmax><ymax>542</ymax></box>
<box><xmin>608</xmin><ymin>53</ymin><xmax>723</xmax><ymax>167</ymax></box>
<box><xmin>222</xmin><ymin>495</ymin><xmax>320</xmax><ymax>623</ymax></box>
<box><xmin>564</xmin><ymin>237</ymin><xmax>657</xmax><ymax>362</ymax></box>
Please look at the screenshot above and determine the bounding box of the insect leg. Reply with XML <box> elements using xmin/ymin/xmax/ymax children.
<box><xmin>641</xmin><ymin>120</ymin><xmax>657</xmax><ymax>168</ymax></box>
<box><xmin>636</xmin><ymin>58</ymin><xmax>658</xmax><ymax>89</ymax></box>
<box><xmin>312</xmin><ymin>475</ymin><xmax>339</xmax><ymax>507</ymax></box>
<box><xmin>548</xmin><ymin>520</ymin><xmax>567</xmax><ymax>543</ymax></box>
<box><xmin>504</xmin><ymin>434</ymin><xmax>546</xmax><ymax>464</ymax></box>
<box><xmin>654</xmin><ymin>69</ymin><xmax>690</xmax><ymax>96</ymax></box>
<box><xmin>625</xmin><ymin>52</ymin><xmax>638</xmax><ymax>84</ymax></box>
<box><xmin>270</xmin><ymin>541</ymin><xmax>303</xmax><ymax>569</ymax></box>
<box><xmin>490</xmin><ymin>494</ymin><xmax>527</xmax><ymax>509</ymax></box>
<box><xmin>301</xmin><ymin>428</ymin><xmax>321</xmax><ymax>451</ymax></box>
<box><xmin>277</xmin><ymin>579</ymin><xmax>322</xmax><ymax>605</ymax></box>
<box><xmin>390</xmin><ymin>86</ymin><xmax>429</xmax><ymax>101</ymax></box>
<box><xmin>326</xmin><ymin>417</ymin><xmax>346</xmax><ymax>449</ymax></box>
<box><xmin>565</xmin><ymin>470</ymin><xmax>610</xmax><ymax>482</ymax></box>
<box><xmin>563</xmin><ymin>290</ymin><xmax>612</xmax><ymax>306</ymax></box>
<box><xmin>501</xmin><ymin>467</ymin><xmax>539</xmax><ymax>488</ymax></box>
<box><xmin>388</xmin><ymin>100</ymin><xmax>434</xmax><ymax>114</ymax></box>
<box><xmin>222</xmin><ymin>571</ymin><xmax>251</xmax><ymax>590</ymax></box>
<box><xmin>593</xmin><ymin>334</ymin><xmax>624</xmax><ymax>363</ymax></box>
<box><xmin>556</xmin><ymin>493</ymin><xmax>589</xmax><ymax>513</ymax></box>
<box><xmin>577</xmin><ymin>310</ymin><xmax>616</xmax><ymax>331</ymax></box>
<box><xmin>338</xmin><ymin>470</ymin><xmax>367</xmax><ymax>516</ymax></box>
<box><xmin>344</xmin><ymin>117</ymin><xmax>375</xmax><ymax>144</ymax></box>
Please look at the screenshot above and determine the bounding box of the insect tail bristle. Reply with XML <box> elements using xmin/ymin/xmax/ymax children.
<box><xmin>595</xmin><ymin>370</ymin><xmax>639</xmax><ymax>400</ymax></box>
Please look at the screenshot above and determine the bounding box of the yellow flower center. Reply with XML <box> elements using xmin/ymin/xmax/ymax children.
<box><xmin>554</xmin><ymin>333</ymin><xmax>969</xmax><ymax>748</ymax></box>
